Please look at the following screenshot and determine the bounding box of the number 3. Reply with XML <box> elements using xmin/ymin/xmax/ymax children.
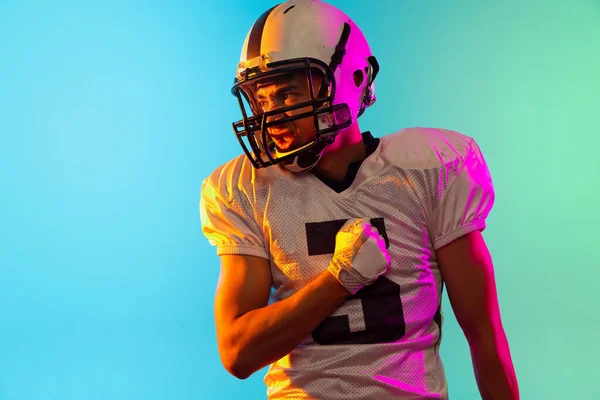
<box><xmin>312</xmin><ymin>276</ymin><xmax>406</xmax><ymax>345</ymax></box>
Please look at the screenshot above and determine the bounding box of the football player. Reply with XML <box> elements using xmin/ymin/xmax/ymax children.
<box><xmin>199</xmin><ymin>1</ymin><xmax>519</xmax><ymax>399</ymax></box>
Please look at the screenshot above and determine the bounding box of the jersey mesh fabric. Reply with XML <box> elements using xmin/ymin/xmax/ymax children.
<box><xmin>199</xmin><ymin>127</ymin><xmax>495</xmax><ymax>400</ymax></box>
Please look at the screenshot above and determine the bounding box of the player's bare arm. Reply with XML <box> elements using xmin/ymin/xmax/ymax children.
<box><xmin>214</xmin><ymin>219</ymin><xmax>389</xmax><ymax>380</ymax></box>
<box><xmin>437</xmin><ymin>231</ymin><xmax>520</xmax><ymax>400</ymax></box>
<box><xmin>214</xmin><ymin>254</ymin><xmax>347</xmax><ymax>379</ymax></box>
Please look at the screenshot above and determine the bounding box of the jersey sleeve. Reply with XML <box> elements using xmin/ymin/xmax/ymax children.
<box><xmin>199</xmin><ymin>178</ymin><xmax>269</xmax><ymax>259</ymax></box>
<box><xmin>431</xmin><ymin>138</ymin><xmax>495</xmax><ymax>250</ymax></box>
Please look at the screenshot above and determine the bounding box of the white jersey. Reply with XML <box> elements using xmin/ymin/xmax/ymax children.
<box><xmin>200</xmin><ymin>127</ymin><xmax>495</xmax><ymax>399</ymax></box>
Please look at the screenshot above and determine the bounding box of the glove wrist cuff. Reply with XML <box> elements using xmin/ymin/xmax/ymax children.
<box><xmin>327</xmin><ymin>261</ymin><xmax>363</xmax><ymax>295</ymax></box>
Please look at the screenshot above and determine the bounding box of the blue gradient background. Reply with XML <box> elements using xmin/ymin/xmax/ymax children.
<box><xmin>1</xmin><ymin>0</ymin><xmax>598</xmax><ymax>399</ymax></box>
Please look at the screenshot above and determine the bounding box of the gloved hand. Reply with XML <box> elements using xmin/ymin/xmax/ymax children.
<box><xmin>327</xmin><ymin>218</ymin><xmax>391</xmax><ymax>295</ymax></box>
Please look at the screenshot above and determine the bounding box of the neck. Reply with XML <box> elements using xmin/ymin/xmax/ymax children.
<box><xmin>313</xmin><ymin>122</ymin><xmax>365</xmax><ymax>181</ymax></box>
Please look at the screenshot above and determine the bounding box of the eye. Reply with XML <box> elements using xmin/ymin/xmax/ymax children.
<box><xmin>283</xmin><ymin>93</ymin><xmax>297</xmax><ymax>102</ymax></box>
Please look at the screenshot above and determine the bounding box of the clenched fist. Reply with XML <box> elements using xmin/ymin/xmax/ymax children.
<box><xmin>327</xmin><ymin>218</ymin><xmax>391</xmax><ymax>295</ymax></box>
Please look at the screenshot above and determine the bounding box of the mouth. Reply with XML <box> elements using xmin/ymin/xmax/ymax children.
<box><xmin>269</xmin><ymin>131</ymin><xmax>296</xmax><ymax>150</ymax></box>
<box><xmin>269</xmin><ymin>129</ymin><xmax>295</xmax><ymax>141</ymax></box>
<box><xmin>269</xmin><ymin>128</ymin><xmax>293</xmax><ymax>137</ymax></box>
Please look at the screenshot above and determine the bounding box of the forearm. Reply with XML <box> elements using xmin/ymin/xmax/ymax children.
<box><xmin>227</xmin><ymin>270</ymin><xmax>348</xmax><ymax>378</ymax></box>
<box><xmin>468</xmin><ymin>327</ymin><xmax>519</xmax><ymax>400</ymax></box>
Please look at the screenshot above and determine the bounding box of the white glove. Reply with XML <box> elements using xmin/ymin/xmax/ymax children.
<box><xmin>327</xmin><ymin>218</ymin><xmax>391</xmax><ymax>295</ymax></box>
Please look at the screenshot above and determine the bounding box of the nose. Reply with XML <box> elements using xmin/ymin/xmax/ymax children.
<box><xmin>266</xmin><ymin>112</ymin><xmax>286</xmax><ymax>125</ymax></box>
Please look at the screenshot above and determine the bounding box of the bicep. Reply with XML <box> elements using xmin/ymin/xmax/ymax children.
<box><xmin>214</xmin><ymin>254</ymin><xmax>273</xmax><ymax>345</ymax></box>
<box><xmin>436</xmin><ymin>231</ymin><xmax>503</xmax><ymax>339</ymax></box>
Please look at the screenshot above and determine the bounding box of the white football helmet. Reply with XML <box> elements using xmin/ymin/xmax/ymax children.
<box><xmin>231</xmin><ymin>0</ymin><xmax>379</xmax><ymax>172</ymax></box>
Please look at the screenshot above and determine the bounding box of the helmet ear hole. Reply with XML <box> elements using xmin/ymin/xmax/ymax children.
<box><xmin>353</xmin><ymin>69</ymin><xmax>364</xmax><ymax>87</ymax></box>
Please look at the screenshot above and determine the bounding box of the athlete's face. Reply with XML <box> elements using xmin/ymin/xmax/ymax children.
<box><xmin>254</xmin><ymin>72</ymin><xmax>325</xmax><ymax>152</ymax></box>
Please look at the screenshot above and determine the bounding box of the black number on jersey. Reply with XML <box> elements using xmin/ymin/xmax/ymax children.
<box><xmin>312</xmin><ymin>276</ymin><xmax>405</xmax><ymax>344</ymax></box>
<box><xmin>305</xmin><ymin>218</ymin><xmax>406</xmax><ymax>345</ymax></box>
